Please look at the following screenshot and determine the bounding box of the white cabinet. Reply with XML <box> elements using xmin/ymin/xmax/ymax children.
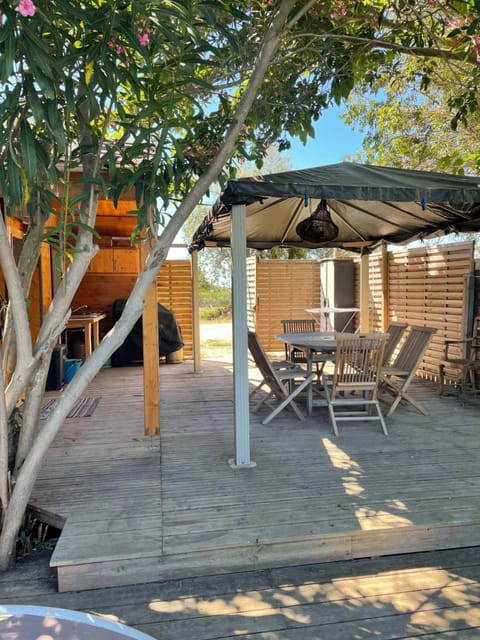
<box><xmin>319</xmin><ymin>259</ymin><xmax>356</xmax><ymax>331</ymax></box>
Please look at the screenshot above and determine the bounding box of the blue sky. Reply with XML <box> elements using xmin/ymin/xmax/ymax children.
<box><xmin>286</xmin><ymin>104</ymin><xmax>364</xmax><ymax>169</ymax></box>
<box><xmin>173</xmin><ymin>104</ymin><xmax>365</xmax><ymax>253</ymax></box>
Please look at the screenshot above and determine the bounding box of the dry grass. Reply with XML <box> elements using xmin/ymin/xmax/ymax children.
<box><xmin>200</xmin><ymin>321</ymin><xmax>232</xmax><ymax>360</ymax></box>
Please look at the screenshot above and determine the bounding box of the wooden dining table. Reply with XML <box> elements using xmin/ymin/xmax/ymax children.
<box><xmin>275</xmin><ymin>331</ymin><xmax>338</xmax><ymax>414</ymax></box>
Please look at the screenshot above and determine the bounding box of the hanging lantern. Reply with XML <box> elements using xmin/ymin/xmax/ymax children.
<box><xmin>296</xmin><ymin>199</ymin><xmax>338</xmax><ymax>243</ymax></box>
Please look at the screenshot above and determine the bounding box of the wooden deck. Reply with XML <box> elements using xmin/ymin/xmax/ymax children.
<box><xmin>29</xmin><ymin>357</ymin><xmax>480</xmax><ymax>592</ymax></box>
<box><xmin>3</xmin><ymin>546</ymin><xmax>480</xmax><ymax>638</ymax></box>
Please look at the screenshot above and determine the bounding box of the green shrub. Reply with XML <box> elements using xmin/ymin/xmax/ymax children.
<box><xmin>199</xmin><ymin>282</ymin><xmax>231</xmax><ymax>320</ymax></box>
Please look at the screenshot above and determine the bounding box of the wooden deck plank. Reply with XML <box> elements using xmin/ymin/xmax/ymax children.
<box><xmin>3</xmin><ymin>548</ymin><xmax>480</xmax><ymax>639</ymax></box>
<box><xmin>26</xmin><ymin>359</ymin><xmax>480</xmax><ymax>592</ymax></box>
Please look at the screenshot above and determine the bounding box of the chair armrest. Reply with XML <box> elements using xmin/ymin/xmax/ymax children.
<box><xmin>381</xmin><ymin>366</ymin><xmax>410</xmax><ymax>377</ymax></box>
<box><xmin>444</xmin><ymin>337</ymin><xmax>473</xmax><ymax>360</ymax></box>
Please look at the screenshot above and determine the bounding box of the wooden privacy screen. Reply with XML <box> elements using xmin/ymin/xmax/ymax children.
<box><xmin>156</xmin><ymin>260</ymin><xmax>193</xmax><ymax>357</ymax></box>
<box><xmin>252</xmin><ymin>241</ymin><xmax>475</xmax><ymax>382</ymax></box>
<box><xmin>249</xmin><ymin>258</ymin><xmax>321</xmax><ymax>352</ymax></box>
<box><xmin>384</xmin><ymin>241</ymin><xmax>474</xmax><ymax>380</ymax></box>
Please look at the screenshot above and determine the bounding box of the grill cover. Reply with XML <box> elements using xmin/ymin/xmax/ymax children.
<box><xmin>111</xmin><ymin>299</ymin><xmax>184</xmax><ymax>366</ymax></box>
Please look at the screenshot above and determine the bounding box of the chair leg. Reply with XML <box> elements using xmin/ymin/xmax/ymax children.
<box><xmin>327</xmin><ymin>402</ymin><xmax>339</xmax><ymax>436</ymax></box>
<box><xmin>375</xmin><ymin>400</ymin><xmax>388</xmax><ymax>435</ymax></box>
<box><xmin>262</xmin><ymin>374</ymin><xmax>314</xmax><ymax>425</ymax></box>
<box><xmin>386</xmin><ymin>390</ymin><xmax>427</xmax><ymax>417</ymax></box>
<box><xmin>438</xmin><ymin>363</ymin><xmax>445</xmax><ymax>396</ymax></box>
<box><xmin>322</xmin><ymin>380</ymin><xmax>339</xmax><ymax>436</ymax></box>
<box><xmin>460</xmin><ymin>366</ymin><xmax>469</xmax><ymax>404</ymax></box>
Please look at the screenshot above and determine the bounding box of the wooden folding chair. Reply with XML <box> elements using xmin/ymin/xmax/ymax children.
<box><xmin>248</xmin><ymin>331</ymin><xmax>314</xmax><ymax>425</ymax></box>
<box><xmin>280</xmin><ymin>318</ymin><xmax>316</xmax><ymax>361</ymax></box>
<box><xmin>382</xmin><ymin>321</ymin><xmax>408</xmax><ymax>366</ymax></box>
<box><xmin>438</xmin><ymin>316</ymin><xmax>480</xmax><ymax>402</ymax></box>
<box><xmin>280</xmin><ymin>318</ymin><xmax>331</xmax><ymax>380</ymax></box>
<box><xmin>322</xmin><ymin>333</ymin><xmax>389</xmax><ymax>436</ymax></box>
<box><xmin>380</xmin><ymin>325</ymin><xmax>437</xmax><ymax>416</ymax></box>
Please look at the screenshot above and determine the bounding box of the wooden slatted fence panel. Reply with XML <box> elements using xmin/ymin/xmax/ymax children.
<box><xmin>387</xmin><ymin>241</ymin><xmax>474</xmax><ymax>380</ymax></box>
<box><xmin>254</xmin><ymin>259</ymin><xmax>320</xmax><ymax>352</ymax></box>
<box><xmin>473</xmin><ymin>259</ymin><xmax>480</xmax><ymax>320</ymax></box>
<box><xmin>246</xmin><ymin>255</ymin><xmax>257</xmax><ymax>330</ymax></box>
<box><xmin>254</xmin><ymin>241</ymin><xmax>475</xmax><ymax>383</ymax></box>
<box><xmin>156</xmin><ymin>260</ymin><xmax>193</xmax><ymax>358</ymax></box>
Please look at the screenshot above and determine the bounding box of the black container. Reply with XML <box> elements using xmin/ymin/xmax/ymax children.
<box><xmin>46</xmin><ymin>344</ymin><xmax>66</xmax><ymax>391</ymax></box>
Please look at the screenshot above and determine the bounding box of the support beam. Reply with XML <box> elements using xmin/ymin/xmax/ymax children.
<box><xmin>359</xmin><ymin>251</ymin><xmax>370</xmax><ymax>333</ymax></box>
<box><xmin>191</xmin><ymin>250</ymin><xmax>201</xmax><ymax>374</ymax></box>
<box><xmin>142</xmin><ymin>242</ymin><xmax>160</xmax><ymax>436</ymax></box>
<box><xmin>381</xmin><ymin>242</ymin><xmax>389</xmax><ymax>332</ymax></box>
<box><xmin>230</xmin><ymin>204</ymin><xmax>255</xmax><ymax>468</ymax></box>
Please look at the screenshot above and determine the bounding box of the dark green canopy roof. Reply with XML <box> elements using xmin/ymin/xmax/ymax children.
<box><xmin>190</xmin><ymin>162</ymin><xmax>480</xmax><ymax>252</ymax></box>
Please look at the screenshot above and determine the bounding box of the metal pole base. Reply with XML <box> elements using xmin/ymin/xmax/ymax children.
<box><xmin>228</xmin><ymin>458</ymin><xmax>257</xmax><ymax>469</ymax></box>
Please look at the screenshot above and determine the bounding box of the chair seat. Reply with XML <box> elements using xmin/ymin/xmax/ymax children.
<box><xmin>440</xmin><ymin>357</ymin><xmax>472</xmax><ymax>366</ymax></box>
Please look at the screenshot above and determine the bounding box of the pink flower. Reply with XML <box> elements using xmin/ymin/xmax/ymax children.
<box><xmin>137</xmin><ymin>30</ymin><xmax>149</xmax><ymax>46</ymax></box>
<box><xmin>16</xmin><ymin>0</ymin><xmax>36</xmax><ymax>17</ymax></box>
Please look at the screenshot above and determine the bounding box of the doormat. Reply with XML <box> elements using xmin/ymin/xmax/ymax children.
<box><xmin>41</xmin><ymin>397</ymin><xmax>100</xmax><ymax>420</ymax></box>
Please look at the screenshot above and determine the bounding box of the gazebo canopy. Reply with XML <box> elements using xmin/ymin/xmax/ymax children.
<box><xmin>190</xmin><ymin>162</ymin><xmax>480</xmax><ymax>252</ymax></box>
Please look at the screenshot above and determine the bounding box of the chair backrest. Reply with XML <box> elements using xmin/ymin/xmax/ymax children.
<box><xmin>471</xmin><ymin>316</ymin><xmax>480</xmax><ymax>359</ymax></box>
<box><xmin>332</xmin><ymin>333</ymin><xmax>388</xmax><ymax>394</ymax></box>
<box><xmin>281</xmin><ymin>319</ymin><xmax>316</xmax><ymax>334</ymax></box>
<box><xmin>248</xmin><ymin>331</ymin><xmax>285</xmax><ymax>398</ymax></box>
<box><xmin>382</xmin><ymin>321</ymin><xmax>408</xmax><ymax>366</ymax></box>
<box><xmin>390</xmin><ymin>325</ymin><xmax>437</xmax><ymax>373</ymax></box>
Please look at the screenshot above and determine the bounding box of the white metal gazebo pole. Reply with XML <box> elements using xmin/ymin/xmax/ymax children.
<box><xmin>191</xmin><ymin>249</ymin><xmax>201</xmax><ymax>374</ymax></box>
<box><xmin>230</xmin><ymin>203</ymin><xmax>256</xmax><ymax>468</ymax></box>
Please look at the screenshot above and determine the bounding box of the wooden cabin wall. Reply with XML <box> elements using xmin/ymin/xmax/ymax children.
<box><xmin>71</xmin><ymin>246</ymin><xmax>193</xmax><ymax>358</ymax></box>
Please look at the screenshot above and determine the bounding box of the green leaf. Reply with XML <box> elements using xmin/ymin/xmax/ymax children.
<box><xmin>0</xmin><ymin>30</ymin><xmax>16</xmax><ymax>81</ymax></box>
<box><xmin>19</xmin><ymin>120</ymin><xmax>37</xmax><ymax>183</ymax></box>
<box><xmin>20</xmin><ymin>26</ymin><xmax>56</xmax><ymax>78</ymax></box>
<box><xmin>24</xmin><ymin>75</ymin><xmax>46</xmax><ymax>126</ymax></box>
<box><xmin>7</xmin><ymin>152</ymin><xmax>22</xmax><ymax>206</ymax></box>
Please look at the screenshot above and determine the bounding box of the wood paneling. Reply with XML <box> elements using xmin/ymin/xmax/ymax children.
<box><xmin>156</xmin><ymin>260</ymin><xmax>193</xmax><ymax>357</ymax></box>
<box><xmin>71</xmin><ymin>273</ymin><xmax>138</xmax><ymax>332</ymax></box>
<box><xmin>253</xmin><ymin>259</ymin><xmax>321</xmax><ymax>351</ymax></box>
<box><xmin>386</xmin><ymin>242</ymin><xmax>474</xmax><ymax>380</ymax></box>
<box><xmin>73</xmin><ymin>251</ymin><xmax>193</xmax><ymax>357</ymax></box>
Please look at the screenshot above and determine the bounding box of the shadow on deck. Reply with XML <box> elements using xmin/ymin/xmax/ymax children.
<box><xmin>30</xmin><ymin>358</ymin><xmax>480</xmax><ymax>591</ymax></box>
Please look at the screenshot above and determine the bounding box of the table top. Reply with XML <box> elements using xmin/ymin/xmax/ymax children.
<box><xmin>276</xmin><ymin>331</ymin><xmax>338</xmax><ymax>351</ymax></box>
<box><xmin>68</xmin><ymin>312</ymin><xmax>107</xmax><ymax>324</ymax></box>
<box><xmin>305</xmin><ymin>307</ymin><xmax>360</xmax><ymax>314</ymax></box>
